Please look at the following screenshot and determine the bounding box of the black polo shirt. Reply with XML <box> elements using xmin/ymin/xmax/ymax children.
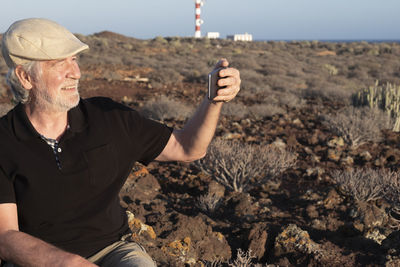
<box><xmin>0</xmin><ymin>97</ymin><xmax>172</xmax><ymax>257</ymax></box>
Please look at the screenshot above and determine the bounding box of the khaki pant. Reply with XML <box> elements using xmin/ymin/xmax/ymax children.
<box><xmin>1</xmin><ymin>240</ymin><xmax>156</xmax><ymax>267</ymax></box>
<box><xmin>88</xmin><ymin>239</ymin><xmax>156</xmax><ymax>267</ymax></box>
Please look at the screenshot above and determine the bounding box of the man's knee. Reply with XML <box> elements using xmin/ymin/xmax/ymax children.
<box><xmin>100</xmin><ymin>241</ymin><xmax>156</xmax><ymax>267</ymax></box>
<box><xmin>120</xmin><ymin>250</ymin><xmax>155</xmax><ymax>267</ymax></box>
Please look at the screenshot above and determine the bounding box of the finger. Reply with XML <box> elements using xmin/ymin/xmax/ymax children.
<box><xmin>215</xmin><ymin>58</ymin><xmax>229</xmax><ymax>69</ymax></box>
<box><xmin>217</xmin><ymin>76</ymin><xmax>236</xmax><ymax>87</ymax></box>
<box><xmin>218</xmin><ymin>72</ymin><xmax>241</xmax><ymax>87</ymax></box>
<box><xmin>219</xmin><ymin>67</ymin><xmax>239</xmax><ymax>78</ymax></box>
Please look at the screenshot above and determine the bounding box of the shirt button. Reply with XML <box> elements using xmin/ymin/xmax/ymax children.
<box><xmin>57</xmin><ymin>148</ymin><xmax>62</xmax><ymax>153</ymax></box>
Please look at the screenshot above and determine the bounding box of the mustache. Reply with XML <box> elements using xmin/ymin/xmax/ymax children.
<box><xmin>62</xmin><ymin>81</ymin><xmax>79</xmax><ymax>88</ymax></box>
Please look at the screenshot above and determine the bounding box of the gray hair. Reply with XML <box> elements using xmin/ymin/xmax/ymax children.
<box><xmin>6</xmin><ymin>61</ymin><xmax>39</xmax><ymax>103</ymax></box>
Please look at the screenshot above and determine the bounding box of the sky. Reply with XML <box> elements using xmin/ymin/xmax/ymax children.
<box><xmin>1</xmin><ymin>0</ymin><xmax>399</xmax><ymax>41</ymax></box>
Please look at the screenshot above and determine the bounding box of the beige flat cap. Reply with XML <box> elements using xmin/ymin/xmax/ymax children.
<box><xmin>1</xmin><ymin>18</ymin><xmax>89</xmax><ymax>67</ymax></box>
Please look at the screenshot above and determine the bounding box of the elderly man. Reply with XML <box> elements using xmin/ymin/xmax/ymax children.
<box><xmin>0</xmin><ymin>18</ymin><xmax>240</xmax><ymax>267</ymax></box>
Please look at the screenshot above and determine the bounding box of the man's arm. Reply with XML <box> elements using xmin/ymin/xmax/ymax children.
<box><xmin>0</xmin><ymin>203</ymin><xmax>96</xmax><ymax>267</ymax></box>
<box><xmin>155</xmin><ymin>59</ymin><xmax>241</xmax><ymax>162</ymax></box>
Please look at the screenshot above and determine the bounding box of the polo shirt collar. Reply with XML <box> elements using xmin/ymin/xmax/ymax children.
<box><xmin>13</xmin><ymin>99</ymin><xmax>88</xmax><ymax>141</ymax></box>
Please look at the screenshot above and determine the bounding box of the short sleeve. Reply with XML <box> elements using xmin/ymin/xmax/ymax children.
<box><xmin>0</xmin><ymin>167</ymin><xmax>16</xmax><ymax>203</ymax></box>
<box><xmin>125</xmin><ymin>110</ymin><xmax>173</xmax><ymax>165</ymax></box>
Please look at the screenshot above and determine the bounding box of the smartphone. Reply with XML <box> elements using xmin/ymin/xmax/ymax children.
<box><xmin>208</xmin><ymin>67</ymin><xmax>226</xmax><ymax>100</ymax></box>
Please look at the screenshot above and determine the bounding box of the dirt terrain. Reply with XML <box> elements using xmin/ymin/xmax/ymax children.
<box><xmin>1</xmin><ymin>32</ymin><xmax>400</xmax><ymax>266</ymax></box>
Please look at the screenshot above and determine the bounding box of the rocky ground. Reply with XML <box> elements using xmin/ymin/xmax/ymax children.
<box><xmin>1</xmin><ymin>33</ymin><xmax>400</xmax><ymax>266</ymax></box>
<box><xmin>83</xmin><ymin>79</ymin><xmax>400</xmax><ymax>266</ymax></box>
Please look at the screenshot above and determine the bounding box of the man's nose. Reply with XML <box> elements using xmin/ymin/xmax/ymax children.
<box><xmin>66</xmin><ymin>58</ymin><xmax>81</xmax><ymax>80</ymax></box>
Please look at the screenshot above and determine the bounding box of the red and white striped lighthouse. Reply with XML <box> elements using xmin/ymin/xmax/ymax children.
<box><xmin>194</xmin><ymin>0</ymin><xmax>204</xmax><ymax>38</ymax></box>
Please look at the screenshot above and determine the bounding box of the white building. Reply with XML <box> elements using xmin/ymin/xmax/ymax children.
<box><xmin>227</xmin><ymin>33</ymin><xmax>253</xmax><ymax>42</ymax></box>
<box><xmin>206</xmin><ymin>32</ymin><xmax>220</xmax><ymax>39</ymax></box>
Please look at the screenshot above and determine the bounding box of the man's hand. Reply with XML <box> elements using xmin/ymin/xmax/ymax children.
<box><xmin>156</xmin><ymin>58</ymin><xmax>241</xmax><ymax>163</ymax></box>
<box><xmin>210</xmin><ymin>58</ymin><xmax>241</xmax><ymax>103</ymax></box>
<box><xmin>0</xmin><ymin>203</ymin><xmax>97</xmax><ymax>267</ymax></box>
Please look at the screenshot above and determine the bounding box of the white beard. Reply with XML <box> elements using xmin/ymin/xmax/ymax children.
<box><xmin>30</xmin><ymin>81</ymin><xmax>80</xmax><ymax>113</ymax></box>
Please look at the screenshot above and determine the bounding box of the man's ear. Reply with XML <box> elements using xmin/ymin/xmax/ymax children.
<box><xmin>15</xmin><ymin>66</ymin><xmax>34</xmax><ymax>90</ymax></box>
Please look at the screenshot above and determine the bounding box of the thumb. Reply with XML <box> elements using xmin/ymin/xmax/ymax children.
<box><xmin>216</xmin><ymin>58</ymin><xmax>229</xmax><ymax>69</ymax></box>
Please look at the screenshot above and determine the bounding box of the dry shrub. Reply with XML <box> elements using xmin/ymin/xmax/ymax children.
<box><xmin>302</xmin><ymin>84</ymin><xmax>354</xmax><ymax>103</ymax></box>
<box><xmin>203</xmin><ymin>260</ymin><xmax>223</xmax><ymax>267</ymax></box>
<box><xmin>197</xmin><ymin>192</ymin><xmax>222</xmax><ymax>214</ymax></box>
<box><xmin>0</xmin><ymin>103</ymin><xmax>13</xmax><ymax>117</ymax></box>
<box><xmin>384</xmin><ymin>179</ymin><xmax>400</xmax><ymax>209</ymax></box>
<box><xmin>382</xmin><ymin>171</ymin><xmax>400</xmax><ymax>227</ymax></box>
<box><xmin>277</xmin><ymin>92</ymin><xmax>305</xmax><ymax>109</ymax></box>
<box><xmin>321</xmin><ymin>107</ymin><xmax>391</xmax><ymax>149</ymax></box>
<box><xmin>140</xmin><ymin>95</ymin><xmax>193</xmax><ymax>122</ymax></box>
<box><xmin>331</xmin><ymin>168</ymin><xmax>395</xmax><ymax>203</ymax></box>
<box><xmin>77</xmin><ymin>34</ymin><xmax>400</xmax><ymax>106</ymax></box>
<box><xmin>231</xmin><ymin>54</ymin><xmax>261</xmax><ymax>70</ymax></box>
<box><xmin>239</xmin><ymin>69</ymin><xmax>267</xmax><ymax>94</ymax></box>
<box><xmin>194</xmin><ymin>139</ymin><xmax>296</xmax><ymax>193</ymax></box>
<box><xmin>266</xmin><ymin>75</ymin><xmax>299</xmax><ymax>91</ymax></box>
<box><xmin>149</xmin><ymin>66</ymin><xmax>184</xmax><ymax>87</ymax></box>
<box><xmin>228</xmin><ymin>249</ymin><xmax>256</xmax><ymax>267</ymax></box>
<box><xmin>323</xmin><ymin>64</ymin><xmax>339</xmax><ymax>76</ymax></box>
<box><xmin>204</xmin><ymin>251</ymin><xmax>269</xmax><ymax>267</ymax></box>
<box><xmin>248</xmin><ymin>103</ymin><xmax>285</xmax><ymax>119</ymax></box>
<box><xmin>221</xmin><ymin>102</ymin><xmax>249</xmax><ymax>118</ymax></box>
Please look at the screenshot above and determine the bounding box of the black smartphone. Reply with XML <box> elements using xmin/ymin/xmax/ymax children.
<box><xmin>208</xmin><ymin>67</ymin><xmax>226</xmax><ymax>100</ymax></box>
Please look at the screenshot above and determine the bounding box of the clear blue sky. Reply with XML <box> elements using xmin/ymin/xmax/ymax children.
<box><xmin>1</xmin><ymin>0</ymin><xmax>399</xmax><ymax>40</ymax></box>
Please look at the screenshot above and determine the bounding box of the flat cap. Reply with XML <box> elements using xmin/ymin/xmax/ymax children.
<box><xmin>1</xmin><ymin>18</ymin><xmax>89</xmax><ymax>67</ymax></box>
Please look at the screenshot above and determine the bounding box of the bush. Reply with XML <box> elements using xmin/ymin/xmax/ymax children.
<box><xmin>221</xmin><ymin>102</ymin><xmax>249</xmax><ymax>118</ymax></box>
<box><xmin>382</xmin><ymin>171</ymin><xmax>400</xmax><ymax>217</ymax></box>
<box><xmin>228</xmin><ymin>249</ymin><xmax>256</xmax><ymax>267</ymax></box>
<box><xmin>248</xmin><ymin>103</ymin><xmax>286</xmax><ymax>119</ymax></box>
<box><xmin>277</xmin><ymin>92</ymin><xmax>305</xmax><ymax>109</ymax></box>
<box><xmin>331</xmin><ymin>168</ymin><xmax>395</xmax><ymax>203</ymax></box>
<box><xmin>197</xmin><ymin>192</ymin><xmax>222</xmax><ymax>214</ymax></box>
<box><xmin>194</xmin><ymin>139</ymin><xmax>296</xmax><ymax>193</ymax></box>
<box><xmin>239</xmin><ymin>69</ymin><xmax>267</xmax><ymax>94</ymax></box>
<box><xmin>321</xmin><ymin>107</ymin><xmax>391</xmax><ymax>149</ymax></box>
<box><xmin>140</xmin><ymin>95</ymin><xmax>193</xmax><ymax>122</ymax></box>
<box><xmin>149</xmin><ymin>67</ymin><xmax>184</xmax><ymax>87</ymax></box>
<box><xmin>302</xmin><ymin>84</ymin><xmax>354</xmax><ymax>104</ymax></box>
<box><xmin>0</xmin><ymin>103</ymin><xmax>13</xmax><ymax>117</ymax></box>
<box><xmin>204</xmin><ymin>249</ymin><xmax>267</xmax><ymax>267</ymax></box>
<box><xmin>323</xmin><ymin>64</ymin><xmax>339</xmax><ymax>76</ymax></box>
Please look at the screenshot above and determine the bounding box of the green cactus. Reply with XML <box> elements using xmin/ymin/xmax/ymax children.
<box><xmin>352</xmin><ymin>81</ymin><xmax>400</xmax><ymax>132</ymax></box>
